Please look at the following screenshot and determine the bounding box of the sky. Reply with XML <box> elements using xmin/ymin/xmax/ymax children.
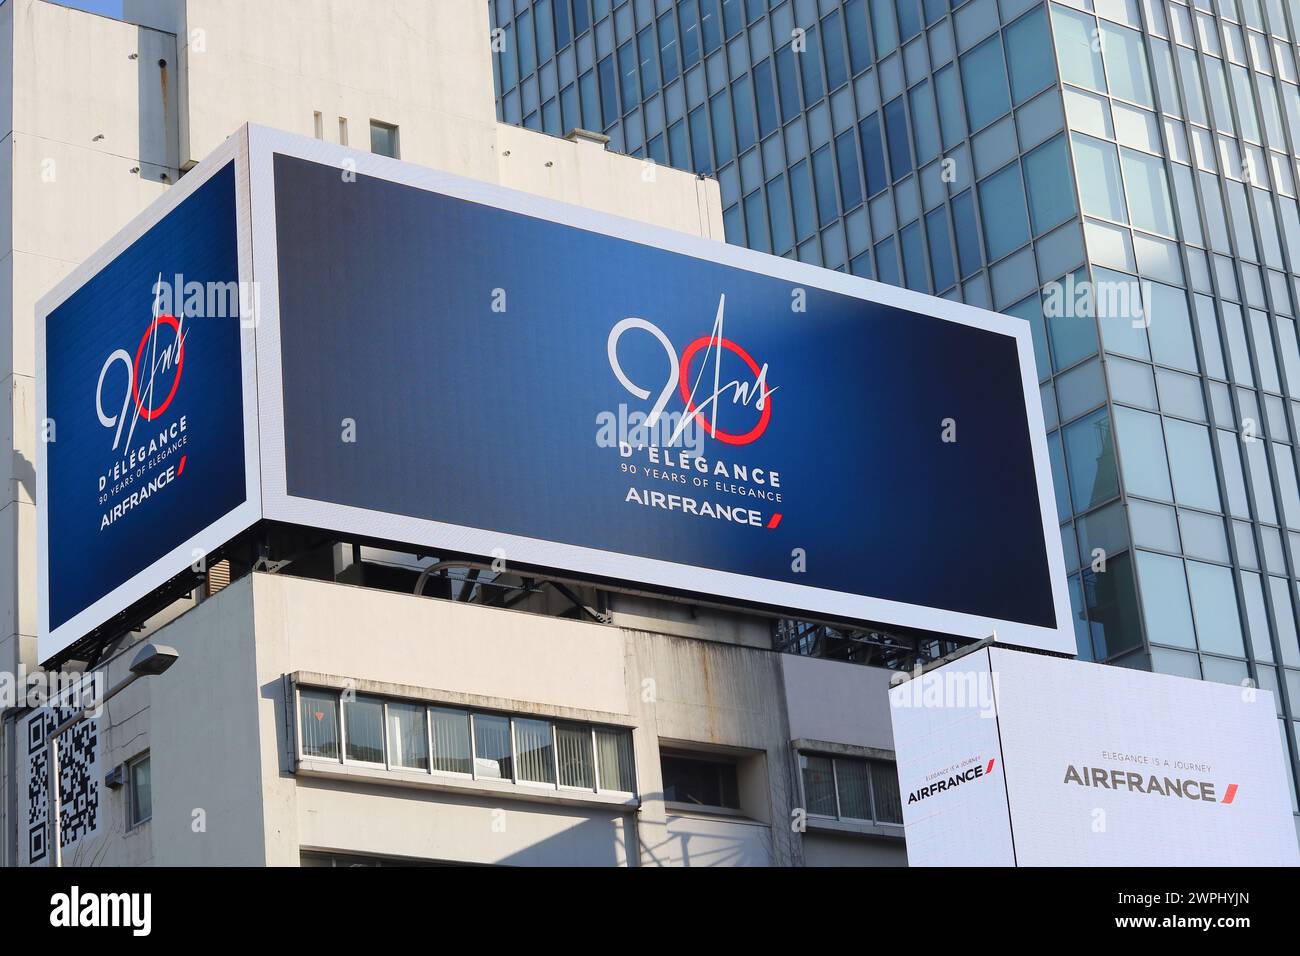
<box><xmin>51</xmin><ymin>0</ymin><xmax>124</xmax><ymax>19</ymax></box>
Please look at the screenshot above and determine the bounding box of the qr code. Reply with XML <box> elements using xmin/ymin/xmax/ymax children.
<box><xmin>23</xmin><ymin>704</ymin><xmax>101</xmax><ymax>865</ymax></box>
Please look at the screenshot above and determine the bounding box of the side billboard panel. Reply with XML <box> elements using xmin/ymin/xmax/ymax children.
<box><xmin>37</xmin><ymin>136</ymin><xmax>261</xmax><ymax>660</ymax></box>
<box><xmin>891</xmin><ymin>647</ymin><xmax>1300</xmax><ymax>866</ymax></box>
<box><xmin>889</xmin><ymin>649</ymin><xmax>1015</xmax><ymax>866</ymax></box>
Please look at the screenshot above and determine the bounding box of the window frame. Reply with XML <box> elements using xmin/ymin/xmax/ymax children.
<box><xmin>797</xmin><ymin>751</ymin><xmax>904</xmax><ymax>829</ymax></box>
<box><xmin>125</xmin><ymin>751</ymin><xmax>152</xmax><ymax>830</ymax></box>
<box><xmin>294</xmin><ymin>684</ymin><xmax>636</xmax><ymax>798</ymax></box>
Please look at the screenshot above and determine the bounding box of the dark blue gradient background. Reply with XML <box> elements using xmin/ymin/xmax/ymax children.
<box><xmin>273</xmin><ymin>155</ymin><xmax>1054</xmax><ymax>627</ymax></box>
<box><xmin>46</xmin><ymin>163</ymin><xmax>246</xmax><ymax>631</ymax></box>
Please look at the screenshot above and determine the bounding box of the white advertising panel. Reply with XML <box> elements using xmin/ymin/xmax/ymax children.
<box><xmin>892</xmin><ymin>646</ymin><xmax>1300</xmax><ymax>866</ymax></box>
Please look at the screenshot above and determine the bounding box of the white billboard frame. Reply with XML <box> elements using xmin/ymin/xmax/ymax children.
<box><xmin>35</xmin><ymin>123</ymin><xmax>1073</xmax><ymax>659</ymax></box>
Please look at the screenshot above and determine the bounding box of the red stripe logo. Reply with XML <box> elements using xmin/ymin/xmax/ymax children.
<box><xmin>1222</xmin><ymin>783</ymin><xmax>1238</xmax><ymax>805</ymax></box>
<box><xmin>985</xmin><ymin>758</ymin><xmax>995</xmax><ymax>775</ymax></box>
<box><xmin>767</xmin><ymin>513</ymin><xmax>783</xmax><ymax>529</ymax></box>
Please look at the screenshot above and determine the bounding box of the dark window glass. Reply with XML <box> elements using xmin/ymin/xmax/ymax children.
<box><xmin>721</xmin><ymin>0</ymin><xmax>743</xmax><ymax>37</ymax></box>
<box><xmin>535</xmin><ymin>0</ymin><xmax>556</xmax><ymax>62</ymax></box>
<box><xmin>844</xmin><ymin>0</ymin><xmax>872</xmax><ymax>75</ymax></box>
<box><xmin>926</xmin><ymin>207</ymin><xmax>956</xmax><ymax>292</ymax></box>
<box><xmin>689</xmin><ymin>105</ymin><xmax>712</xmax><ymax>170</ymax></box>
<box><xmin>711</xmin><ymin>89</ymin><xmax>735</xmax><ymax>164</ymax></box>
<box><xmin>859</xmin><ymin>113</ymin><xmax>888</xmax><ymax>195</ymax></box>
<box><xmin>744</xmin><ymin>190</ymin><xmax>771</xmax><ymax>252</ymax></box>
<box><xmin>659</xmin><ymin>12</ymin><xmax>680</xmax><ymax>80</ymax></box>
<box><xmin>1084</xmin><ymin>550</ymin><xmax>1144</xmax><ymax>658</ymax></box>
<box><xmin>768</xmin><ymin>174</ymin><xmax>794</xmax><ymax>253</ymax></box>
<box><xmin>850</xmin><ymin>249</ymin><xmax>873</xmax><ymax>277</ymax></box>
<box><xmin>790</xmin><ymin>159</ymin><xmax>816</xmax><ymax>240</ymax></box>
<box><xmin>667</xmin><ymin>119</ymin><xmax>688</xmax><ymax>169</ymax></box>
<box><xmin>661</xmin><ymin>753</ymin><xmax>740</xmax><ymax>809</ymax></box>
<box><xmin>499</xmin><ymin>24</ymin><xmax>519</xmax><ymax>90</ymax></box>
<box><xmin>775</xmin><ymin>45</ymin><xmax>802</xmax><ymax>121</ymax></box>
<box><xmin>951</xmin><ymin>189</ymin><xmax>982</xmax><ymax>276</ymax></box>
<box><xmin>822</xmin><ymin>11</ymin><xmax>849</xmax><ymax>90</ymax></box>
<box><xmin>960</xmin><ymin>35</ymin><xmax>1011</xmax><ymax>130</ymax></box>
<box><xmin>1005</xmin><ymin>6</ymin><xmax>1055</xmax><ymax>104</ymax></box>
<box><xmin>800</xmin><ymin>26</ymin><xmax>826</xmax><ymax>104</ymax></box>
<box><xmin>901</xmin><ymin>221</ymin><xmax>928</xmax><ymax>291</ymax></box>
<box><xmin>935</xmin><ymin>62</ymin><xmax>966</xmax><ymax>148</ymax></box>
<box><xmin>555</xmin><ymin>0</ymin><xmax>573</xmax><ymax>48</ymax></box>
<box><xmin>922</xmin><ymin>0</ymin><xmax>947</xmax><ymax>25</ymax></box>
<box><xmin>732</xmin><ymin>74</ymin><xmax>757</xmax><ymax>151</ymax></box>
<box><xmin>637</xmin><ymin>29</ymin><xmax>660</xmax><ymax>97</ymax></box>
<box><xmin>598</xmin><ymin>55</ymin><xmax>619</xmax><ymax>125</ymax></box>
<box><xmin>895</xmin><ymin>0</ymin><xmax>922</xmax><ymax>41</ymax></box>
<box><xmin>618</xmin><ymin>41</ymin><xmax>639</xmax><ymax>113</ymax></box>
<box><xmin>560</xmin><ymin>84</ymin><xmax>579</xmax><ymax>134</ymax></box>
<box><xmin>542</xmin><ymin>97</ymin><xmax>560</xmax><ymax>135</ymax></box>
<box><xmin>128</xmin><ymin>755</ymin><xmax>152</xmax><ymax>827</ymax></box>
<box><xmin>753</xmin><ymin>59</ymin><xmax>779</xmax><ymax>137</ymax></box>
<box><xmin>884</xmin><ymin>96</ymin><xmax>912</xmax><ymax>180</ymax></box>
<box><xmin>875</xmin><ymin>235</ymin><xmax>901</xmax><ymax>286</ymax></box>
<box><xmin>573</xmin><ymin>0</ymin><xmax>590</xmax><ymax>36</ymax></box>
<box><xmin>811</xmin><ymin>145</ymin><xmax>838</xmax><ymax>226</ymax></box>
<box><xmin>835</xmin><ymin>129</ymin><xmax>863</xmax><ymax>211</ymax></box>
<box><xmin>647</xmin><ymin>132</ymin><xmax>667</xmax><ymax>165</ymax></box>
<box><xmin>871</xmin><ymin>0</ymin><xmax>898</xmax><ymax>58</ymax></box>
<box><xmin>701</xmin><ymin>0</ymin><xmax>722</xmax><ymax>52</ymax></box>
<box><xmin>580</xmin><ymin>70</ymin><xmax>600</xmax><ymax>130</ymax></box>
<box><xmin>679</xmin><ymin>0</ymin><xmax>702</xmax><ymax>68</ymax></box>
<box><xmin>518</xmin><ymin>10</ymin><xmax>537</xmax><ymax>76</ymax></box>
<box><xmin>870</xmin><ymin>760</ymin><xmax>904</xmax><ymax>823</ymax></box>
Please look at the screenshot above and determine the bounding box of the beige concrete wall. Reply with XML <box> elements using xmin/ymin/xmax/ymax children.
<box><xmin>127</xmin><ymin>0</ymin><xmax>722</xmax><ymax>236</ymax></box>
<box><xmin>2</xmin><ymin>0</ymin><xmax>177</xmax><ymax>683</ymax></box>
<box><xmin>781</xmin><ymin>654</ymin><xmax>899</xmax><ymax>753</ymax></box>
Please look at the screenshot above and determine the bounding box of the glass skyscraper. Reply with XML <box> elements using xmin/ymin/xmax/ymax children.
<box><xmin>491</xmin><ymin>0</ymin><xmax>1300</xmax><ymax>817</ymax></box>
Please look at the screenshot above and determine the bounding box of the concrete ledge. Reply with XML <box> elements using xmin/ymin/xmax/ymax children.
<box><xmin>296</xmin><ymin>758</ymin><xmax>641</xmax><ymax>812</ymax></box>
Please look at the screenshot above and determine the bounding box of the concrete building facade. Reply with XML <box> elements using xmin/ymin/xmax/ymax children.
<box><xmin>0</xmin><ymin>0</ymin><xmax>907</xmax><ymax>866</ymax></box>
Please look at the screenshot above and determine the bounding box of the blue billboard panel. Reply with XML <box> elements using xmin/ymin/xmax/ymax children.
<box><xmin>262</xmin><ymin>145</ymin><xmax>1066</xmax><ymax>644</ymax></box>
<box><xmin>38</xmin><ymin>156</ymin><xmax>254</xmax><ymax>651</ymax></box>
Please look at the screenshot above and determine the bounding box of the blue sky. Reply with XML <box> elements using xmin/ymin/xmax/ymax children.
<box><xmin>51</xmin><ymin>0</ymin><xmax>124</xmax><ymax>18</ymax></box>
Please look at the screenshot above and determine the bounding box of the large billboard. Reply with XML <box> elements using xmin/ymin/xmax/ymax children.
<box><xmin>890</xmin><ymin>647</ymin><xmax>1300</xmax><ymax>866</ymax></box>
<box><xmin>38</xmin><ymin>125</ymin><xmax>1070</xmax><ymax>659</ymax></box>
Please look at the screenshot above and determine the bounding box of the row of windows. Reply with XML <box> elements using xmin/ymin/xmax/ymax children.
<box><xmin>297</xmin><ymin>688</ymin><xmax>637</xmax><ymax>794</ymax></box>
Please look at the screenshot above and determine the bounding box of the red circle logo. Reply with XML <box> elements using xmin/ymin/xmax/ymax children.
<box><xmin>132</xmin><ymin>315</ymin><xmax>184</xmax><ymax>421</ymax></box>
<box><xmin>678</xmin><ymin>336</ymin><xmax>772</xmax><ymax>445</ymax></box>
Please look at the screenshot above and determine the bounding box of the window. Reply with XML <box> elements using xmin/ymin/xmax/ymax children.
<box><xmin>387</xmin><ymin>702</ymin><xmax>428</xmax><ymax>771</ymax></box>
<box><xmin>127</xmin><ymin>753</ymin><xmax>151</xmax><ymax>828</ymax></box>
<box><xmin>1052</xmin><ymin>5</ymin><xmax>1106</xmax><ymax>92</ymax></box>
<box><xmin>661</xmin><ymin>751</ymin><xmax>740</xmax><ymax>809</ymax></box>
<box><xmin>299</xmin><ymin>688</ymin><xmax>340</xmax><ymax>759</ymax></box>
<box><xmin>369</xmin><ymin>121</ymin><xmax>399</xmax><ymax>158</ymax></box>
<box><xmin>298</xmin><ymin>686</ymin><xmax>634</xmax><ymax>795</ymax></box>
<box><xmin>514</xmin><ymin>718</ymin><xmax>557</xmax><ymax>784</ymax></box>
<box><xmin>959</xmin><ymin>35</ymin><xmax>1010</xmax><ymax>131</ymax></box>
<box><xmin>556</xmin><ymin>723</ymin><xmax>595</xmax><ymax>789</ymax></box>
<box><xmin>345</xmin><ymin>694</ymin><xmax>385</xmax><ymax>764</ymax></box>
<box><xmin>799</xmin><ymin>753</ymin><xmax>903</xmax><ymax>825</ymax></box>
<box><xmin>430</xmin><ymin>707</ymin><xmax>472</xmax><ymax>775</ymax></box>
